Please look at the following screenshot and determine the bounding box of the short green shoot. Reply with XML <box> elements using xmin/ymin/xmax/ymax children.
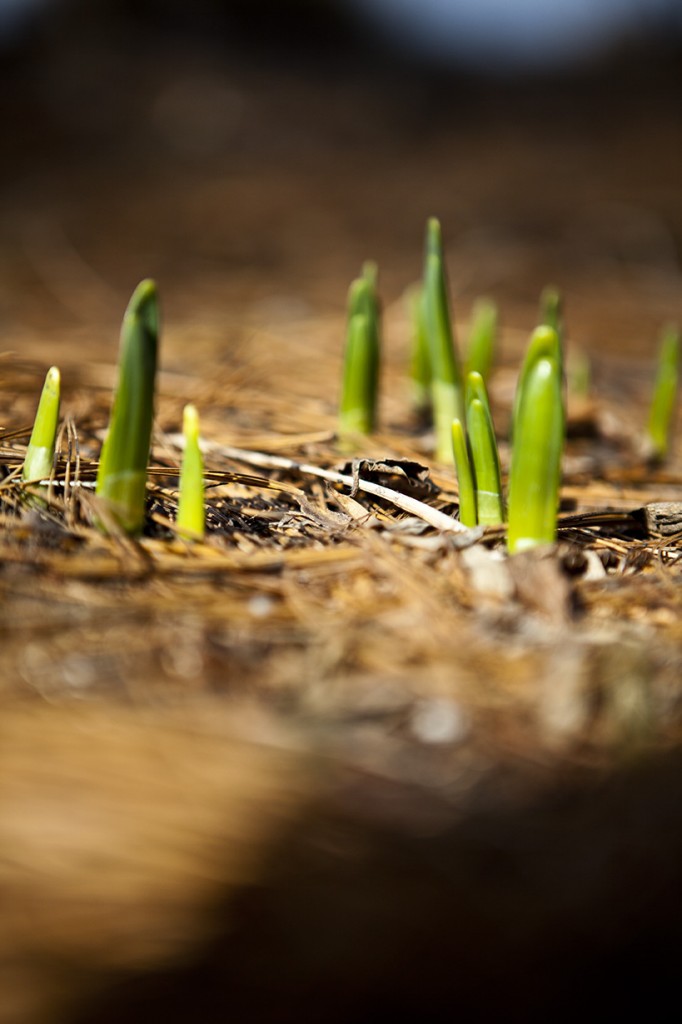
<box><xmin>422</xmin><ymin>218</ymin><xmax>464</xmax><ymax>462</ymax></box>
<box><xmin>339</xmin><ymin>270</ymin><xmax>381</xmax><ymax>445</ymax></box>
<box><xmin>177</xmin><ymin>403</ymin><xmax>205</xmax><ymax>541</ymax></box>
<box><xmin>22</xmin><ymin>366</ymin><xmax>61</xmax><ymax>486</ymax></box>
<box><xmin>339</xmin><ymin>311</ymin><xmax>375</xmax><ymax>444</ymax></box>
<box><xmin>507</xmin><ymin>347</ymin><xmax>564</xmax><ymax>554</ymax></box>
<box><xmin>465</xmin><ymin>298</ymin><xmax>498</xmax><ymax>383</ymax></box>
<box><xmin>645</xmin><ymin>324</ymin><xmax>680</xmax><ymax>461</ymax></box>
<box><xmin>451</xmin><ymin>418</ymin><xmax>477</xmax><ymax>527</ymax></box>
<box><xmin>95</xmin><ymin>279</ymin><xmax>159</xmax><ymax>536</ymax></box>
<box><xmin>466</xmin><ymin>372</ymin><xmax>505</xmax><ymax>525</ymax></box>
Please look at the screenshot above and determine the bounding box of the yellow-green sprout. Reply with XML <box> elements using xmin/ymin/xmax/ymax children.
<box><xmin>22</xmin><ymin>366</ymin><xmax>61</xmax><ymax>486</ymax></box>
<box><xmin>177</xmin><ymin>403</ymin><xmax>205</xmax><ymax>541</ymax></box>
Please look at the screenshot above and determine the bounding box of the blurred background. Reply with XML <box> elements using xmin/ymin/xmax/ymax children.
<box><xmin>0</xmin><ymin>0</ymin><xmax>681</xmax><ymax>355</ymax></box>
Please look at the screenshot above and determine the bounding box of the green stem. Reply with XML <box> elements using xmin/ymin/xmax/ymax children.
<box><xmin>422</xmin><ymin>220</ymin><xmax>464</xmax><ymax>462</ymax></box>
<box><xmin>95</xmin><ymin>279</ymin><xmax>159</xmax><ymax>535</ymax></box>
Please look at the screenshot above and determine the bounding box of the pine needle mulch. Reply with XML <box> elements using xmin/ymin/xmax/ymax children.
<box><xmin>1</xmin><ymin>315</ymin><xmax>682</xmax><ymax>1024</ymax></box>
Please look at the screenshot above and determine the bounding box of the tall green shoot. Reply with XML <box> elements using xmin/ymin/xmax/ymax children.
<box><xmin>408</xmin><ymin>283</ymin><xmax>431</xmax><ymax>420</ymax></box>
<box><xmin>22</xmin><ymin>366</ymin><xmax>61</xmax><ymax>486</ymax></box>
<box><xmin>645</xmin><ymin>324</ymin><xmax>680</xmax><ymax>461</ymax></box>
<box><xmin>422</xmin><ymin>218</ymin><xmax>464</xmax><ymax>462</ymax></box>
<box><xmin>95</xmin><ymin>279</ymin><xmax>159</xmax><ymax>536</ymax></box>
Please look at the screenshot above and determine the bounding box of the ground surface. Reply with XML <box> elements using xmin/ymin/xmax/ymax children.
<box><xmin>1</xmin><ymin>24</ymin><xmax>682</xmax><ymax>1023</ymax></box>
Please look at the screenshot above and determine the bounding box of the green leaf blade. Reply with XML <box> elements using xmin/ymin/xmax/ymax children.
<box><xmin>465</xmin><ymin>372</ymin><xmax>505</xmax><ymax>525</ymax></box>
<box><xmin>339</xmin><ymin>311</ymin><xmax>375</xmax><ymax>444</ymax></box>
<box><xmin>95</xmin><ymin>279</ymin><xmax>159</xmax><ymax>536</ymax></box>
<box><xmin>508</xmin><ymin>355</ymin><xmax>564</xmax><ymax>553</ymax></box>
<box><xmin>422</xmin><ymin>225</ymin><xmax>464</xmax><ymax>462</ymax></box>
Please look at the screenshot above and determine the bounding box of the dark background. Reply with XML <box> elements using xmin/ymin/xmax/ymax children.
<box><xmin>1</xmin><ymin>0</ymin><xmax>681</xmax><ymax>357</ymax></box>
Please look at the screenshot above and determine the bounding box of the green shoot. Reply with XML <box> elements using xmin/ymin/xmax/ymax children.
<box><xmin>362</xmin><ymin>259</ymin><xmax>379</xmax><ymax>293</ymax></box>
<box><xmin>407</xmin><ymin>283</ymin><xmax>431</xmax><ymax>419</ymax></box>
<box><xmin>451</xmin><ymin>418</ymin><xmax>477</xmax><ymax>527</ymax></box>
<box><xmin>466</xmin><ymin>372</ymin><xmax>505</xmax><ymax>525</ymax></box>
<box><xmin>507</xmin><ymin>351</ymin><xmax>565</xmax><ymax>554</ymax></box>
<box><xmin>95</xmin><ymin>279</ymin><xmax>159</xmax><ymax>536</ymax></box>
<box><xmin>339</xmin><ymin>270</ymin><xmax>381</xmax><ymax>445</ymax></box>
<box><xmin>22</xmin><ymin>366</ymin><xmax>61</xmax><ymax>485</ymax></box>
<box><xmin>177</xmin><ymin>404</ymin><xmax>205</xmax><ymax>541</ymax></box>
<box><xmin>511</xmin><ymin>324</ymin><xmax>562</xmax><ymax>441</ymax></box>
<box><xmin>645</xmin><ymin>324</ymin><xmax>680</xmax><ymax>461</ymax></box>
<box><xmin>339</xmin><ymin>311</ymin><xmax>375</xmax><ymax>443</ymax></box>
<box><xmin>422</xmin><ymin>218</ymin><xmax>464</xmax><ymax>462</ymax></box>
<box><xmin>539</xmin><ymin>285</ymin><xmax>563</xmax><ymax>338</ymax></box>
<box><xmin>465</xmin><ymin>298</ymin><xmax>498</xmax><ymax>382</ymax></box>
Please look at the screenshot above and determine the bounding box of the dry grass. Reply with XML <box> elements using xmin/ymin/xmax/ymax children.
<box><xmin>1</xmin><ymin>311</ymin><xmax>682</xmax><ymax>1023</ymax></box>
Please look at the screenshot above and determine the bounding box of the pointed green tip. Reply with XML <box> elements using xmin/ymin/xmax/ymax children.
<box><xmin>22</xmin><ymin>364</ymin><xmax>62</xmax><ymax>484</ymax></box>
<box><xmin>527</xmin><ymin>324</ymin><xmax>561</xmax><ymax>366</ymax></box>
<box><xmin>126</xmin><ymin>279</ymin><xmax>159</xmax><ymax>334</ymax></box>
<box><xmin>348</xmin><ymin>275</ymin><xmax>371</xmax><ymax>311</ymax></box>
<box><xmin>540</xmin><ymin>285</ymin><xmax>562</xmax><ymax>331</ymax></box>
<box><xmin>362</xmin><ymin>261</ymin><xmax>378</xmax><ymax>290</ymax></box>
<box><xmin>467</xmin><ymin>370</ymin><xmax>484</xmax><ymax>392</ymax></box>
<box><xmin>183</xmin><ymin>403</ymin><xmax>200</xmax><ymax>440</ymax></box>
<box><xmin>426</xmin><ymin>217</ymin><xmax>442</xmax><ymax>258</ymax></box>
<box><xmin>178</xmin><ymin>401</ymin><xmax>205</xmax><ymax>541</ymax></box>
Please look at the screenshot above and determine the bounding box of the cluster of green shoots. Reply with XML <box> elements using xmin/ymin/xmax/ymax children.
<box><xmin>339</xmin><ymin>217</ymin><xmax>681</xmax><ymax>552</ymax></box>
<box><xmin>18</xmin><ymin>219</ymin><xmax>679</xmax><ymax>552</ymax></box>
<box><xmin>21</xmin><ymin>280</ymin><xmax>205</xmax><ymax>541</ymax></box>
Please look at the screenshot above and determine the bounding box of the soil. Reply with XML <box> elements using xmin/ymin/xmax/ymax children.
<box><xmin>1</xmin><ymin>21</ymin><xmax>682</xmax><ymax>1024</ymax></box>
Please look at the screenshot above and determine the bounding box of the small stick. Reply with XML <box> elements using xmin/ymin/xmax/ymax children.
<box><xmin>167</xmin><ymin>436</ymin><xmax>476</xmax><ymax>537</ymax></box>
